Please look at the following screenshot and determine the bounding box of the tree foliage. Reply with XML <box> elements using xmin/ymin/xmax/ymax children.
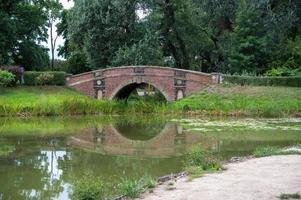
<box><xmin>0</xmin><ymin>0</ymin><xmax>51</xmax><ymax>70</ymax></box>
<box><xmin>1</xmin><ymin>0</ymin><xmax>301</xmax><ymax>74</ymax></box>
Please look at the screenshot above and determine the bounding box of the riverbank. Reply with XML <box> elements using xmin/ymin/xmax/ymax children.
<box><xmin>137</xmin><ymin>155</ymin><xmax>301</xmax><ymax>200</ymax></box>
<box><xmin>0</xmin><ymin>85</ymin><xmax>301</xmax><ymax>117</ymax></box>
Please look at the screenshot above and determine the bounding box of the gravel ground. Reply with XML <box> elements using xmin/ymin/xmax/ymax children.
<box><xmin>137</xmin><ymin>155</ymin><xmax>301</xmax><ymax>200</ymax></box>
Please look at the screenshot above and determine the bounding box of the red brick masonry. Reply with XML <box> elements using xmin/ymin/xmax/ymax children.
<box><xmin>66</xmin><ymin>66</ymin><xmax>218</xmax><ymax>102</ymax></box>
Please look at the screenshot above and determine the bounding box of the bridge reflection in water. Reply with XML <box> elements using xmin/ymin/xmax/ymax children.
<box><xmin>67</xmin><ymin>122</ymin><xmax>212</xmax><ymax>157</ymax></box>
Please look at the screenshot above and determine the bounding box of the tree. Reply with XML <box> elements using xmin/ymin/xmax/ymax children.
<box><xmin>227</xmin><ymin>0</ymin><xmax>269</xmax><ymax>74</ymax></box>
<box><xmin>62</xmin><ymin>0</ymin><xmax>301</xmax><ymax>74</ymax></box>
<box><xmin>45</xmin><ymin>0</ymin><xmax>63</xmax><ymax>70</ymax></box>
<box><xmin>0</xmin><ymin>0</ymin><xmax>50</xmax><ymax>70</ymax></box>
<box><xmin>57</xmin><ymin>9</ymin><xmax>70</xmax><ymax>59</ymax></box>
<box><xmin>111</xmin><ymin>31</ymin><xmax>164</xmax><ymax>66</ymax></box>
<box><xmin>69</xmin><ymin>0</ymin><xmax>139</xmax><ymax>69</ymax></box>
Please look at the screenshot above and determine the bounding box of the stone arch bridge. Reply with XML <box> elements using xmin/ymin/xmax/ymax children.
<box><xmin>66</xmin><ymin>66</ymin><xmax>219</xmax><ymax>102</ymax></box>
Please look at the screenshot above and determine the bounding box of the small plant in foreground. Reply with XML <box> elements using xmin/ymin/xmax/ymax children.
<box><xmin>279</xmin><ymin>193</ymin><xmax>301</xmax><ymax>199</ymax></box>
<box><xmin>118</xmin><ymin>177</ymin><xmax>143</xmax><ymax>198</ymax></box>
<box><xmin>71</xmin><ymin>173</ymin><xmax>105</xmax><ymax>200</ymax></box>
<box><xmin>141</xmin><ymin>175</ymin><xmax>157</xmax><ymax>189</ymax></box>
<box><xmin>185</xmin><ymin>147</ymin><xmax>221</xmax><ymax>178</ymax></box>
<box><xmin>185</xmin><ymin>147</ymin><xmax>221</xmax><ymax>171</ymax></box>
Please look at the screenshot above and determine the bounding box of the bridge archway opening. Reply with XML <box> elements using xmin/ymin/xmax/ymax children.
<box><xmin>113</xmin><ymin>82</ymin><xmax>167</xmax><ymax>102</ymax></box>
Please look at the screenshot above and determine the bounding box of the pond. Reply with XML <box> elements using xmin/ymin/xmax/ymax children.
<box><xmin>0</xmin><ymin>116</ymin><xmax>301</xmax><ymax>200</ymax></box>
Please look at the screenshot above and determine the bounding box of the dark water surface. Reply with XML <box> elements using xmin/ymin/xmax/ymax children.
<box><xmin>0</xmin><ymin>116</ymin><xmax>301</xmax><ymax>200</ymax></box>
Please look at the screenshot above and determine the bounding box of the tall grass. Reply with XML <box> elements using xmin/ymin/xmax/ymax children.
<box><xmin>1</xmin><ymin>85</ymin><xmax>301</xmax><ymax>117</ymax></box>
<box><xmin>118</xmin><ymin>178</ymin><xmax>143</xmax><ymax>198</ymax></box>
<box><xmin>117</xmin><ymin>175</ymin><xmax>157</xmax><ymax>198</ymax></box>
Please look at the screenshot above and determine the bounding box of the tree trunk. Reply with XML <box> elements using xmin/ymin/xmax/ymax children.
<box><xmin>50</xmin><ymin>22</ymin><xmax>54</xmax><ymax>71</ymax></box>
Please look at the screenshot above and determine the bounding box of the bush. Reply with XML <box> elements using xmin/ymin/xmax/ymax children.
<box><xmin>0</xmin><ymin>66</ymin><xmax>24</xmax><ymax>84</ymax></box>
<box><xmin>24</xmin><ymin>71</ymin><xmax>66</xmax><ymax>86</ymax></box>
<box><xmin>35</xmin><ymin>73</ymin><xmax>54</xmax><ymax>85</ymax></box>
<box><xmin>72</xmin><ymin>173</ymin><xmax>105</xmax><ymax>200</ymax></box>
<box><xmin>0</xmin><ymin>70</ymin><xmax>15</xmax><ymax>87</ymax></box>
<box><xmin>223</xmin><ymin>75</ymin><xmax>301</xmax><ymax>87</ymax></box>
<box><xmin>265</xmin><ymin>66</ymin><xmax>300</xmax><ymax>77</ymax></box>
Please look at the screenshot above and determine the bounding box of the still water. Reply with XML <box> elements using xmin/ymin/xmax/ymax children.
<box><xmin>0</xmin><ymin>116</ymin><xmax>301</xmax><ymax>200</ymax></box>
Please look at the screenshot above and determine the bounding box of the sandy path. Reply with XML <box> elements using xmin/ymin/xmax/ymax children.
<box><xmin>138</xmin><ymin>155</ymin><xmax>301</xmax><ymax>200</ymax></box>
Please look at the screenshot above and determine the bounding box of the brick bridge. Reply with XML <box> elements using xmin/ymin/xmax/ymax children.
<box><xmin>66</xmin><ymin>66</ymin><xmax>219</xmax><ymax>102</ymax></box>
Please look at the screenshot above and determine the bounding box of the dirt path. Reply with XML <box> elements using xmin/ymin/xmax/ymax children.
<box><xmin>138</xmin><ymin>155</ymin><xmax>301</xmax><ymax>200</ymax></box>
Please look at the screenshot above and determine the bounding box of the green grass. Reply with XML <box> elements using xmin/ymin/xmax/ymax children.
<box><xmin>173</xmin><ymin>85</ymin><xmax>301</xmax><ymax>117</ymax></box>
<box><xmin>253</xmin><ymin>146</ymin><xmax>301</xmax><ymax>157</ymax></box>
<box><xmin>278</xmin><ymin>193</ymin><xmax>301</xmax><ymax>199</ymax></box>
<box><xmin>253</xmin><ymin>146</ymin><xmax>281</xmax><ymax>157</ymax></box>
<box><xmin>1</xmin><ymin>85</ymin><xmax>301</xmax><ymax>117</ymax></box>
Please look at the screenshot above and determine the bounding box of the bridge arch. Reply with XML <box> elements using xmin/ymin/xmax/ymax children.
<box><xmin>109</xmin><ymin>80</ymin><xmax>170</xmax><ymax>101</ymax></box>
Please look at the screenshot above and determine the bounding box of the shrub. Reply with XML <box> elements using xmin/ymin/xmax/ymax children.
<box><xmin>24</xmin><ymin>71</ymin><xmax>66</xmax><ymax>86</ymax></box>
<box><xmin>35</xmin><ymin>73</ymin><xmax>54</xmax><ymax>85</ymax></box>
<box><xmin>223</xmin><ymin>75</ymin><xmax>301</xmax><ymax>87</ymax></box>
<box><xmin>0</xmin><ymin>70</ymin><xmax>15</xmax><ymax>87</ymax></box>
<box><xmin>0</xmin><ymin>66</ymin><xmax>24</xmax><ymax>84</ymax></box>
<box><xmin>71</xmin><ymin>173</ymin><xmax>105</xmax><ymax>200</ymax></box>
<box><xmin>265</xmin><ymin>66</ymin><xmax>300</xmax><ymax>77</ymax></box>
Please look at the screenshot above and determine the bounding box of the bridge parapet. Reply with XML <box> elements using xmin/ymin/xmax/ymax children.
<box><xmin>67</xmin><ymin>66</ymin><xmax>217</xmax><ymax>102</ymax></box>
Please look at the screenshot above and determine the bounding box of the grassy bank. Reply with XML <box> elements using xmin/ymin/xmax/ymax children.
<box><xmin>0</xmin><ymin>85</ymin><xmax>301</xmax><ymax>117</ymax></box>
